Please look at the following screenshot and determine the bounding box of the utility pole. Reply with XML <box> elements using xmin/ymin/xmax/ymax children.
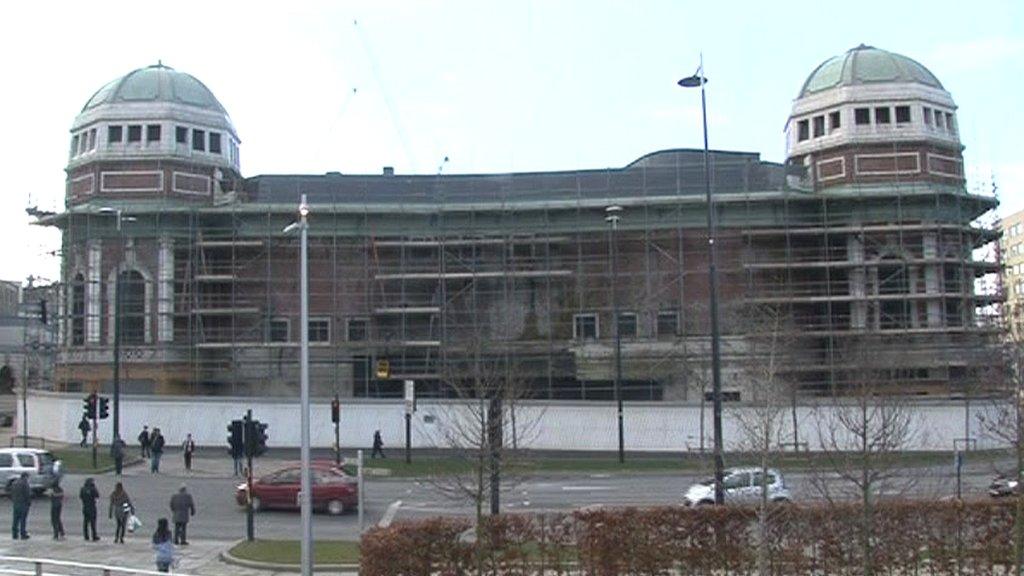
<box><xmin>245</xmin><ymin>408</ymin><xmax>254</xmax><ymax>542</ymax></box>
<box><xmin>605</xmin><ymin>205</ymin><xmax>625</xmax><ymax>463</ymax></box>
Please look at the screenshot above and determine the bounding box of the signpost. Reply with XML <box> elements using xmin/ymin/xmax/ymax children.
<box><xmin>404</xmin><ymin>380</ymin><xmax>414</xmax><ymax>464</ymax></box>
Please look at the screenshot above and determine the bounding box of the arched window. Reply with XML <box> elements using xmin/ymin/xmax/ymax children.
<box><xmin>117</xmin><ymin>270</ymin><xmax>146</xmax><ymax>345</ymax></box>
<box><xmin>71</xmin><ymin>273</ymin><xmax>86</xmax><ymax>346</ymax></box>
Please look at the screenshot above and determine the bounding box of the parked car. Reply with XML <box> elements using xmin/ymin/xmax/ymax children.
<box><xmin>236</xmin><ymin>461</ymin><xmax>357</xmax><ymax>515</ymax></box>
<box><xmin>683</xmin><ymin>467</ymin><xmax>791</xmax><ymax>506</ymax></box>
<box><xmin>989</xmin><ymin>474</ymin><xmax>1020</xmax><ymax>498</ymax></box>
<box><xmin>0</xmin><ymin>448</ymin><xmax>63</xmax><ymax>495</ymax></box>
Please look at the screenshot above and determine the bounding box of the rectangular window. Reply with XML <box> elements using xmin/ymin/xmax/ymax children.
<box><xmin>70</xmin><ymin>135</ymin><xmax>79</xmax><ymax>157</ymax></box>
<box><xmin>309</xmin><ymin>318</ymin><xmax>330</xmax><ymax>343</ymax></box>
<box><xmin>88</xmin><ymin>129</ymin><xmax>97</xmax><ymax>150</ymax></box>
<box><xmin>108</xmin><ymin>125</ymin><xmax>123</xmax><ymax>143</ymax></box>
<box><xmin>347</xmin><ymin>318</ymin><xmax>369</xmax><ymax>341</ymax></box>
<box><xmin>656</xmin><ymin>311</ymin><xmax>679</xmax><ymax>338</ymax></box>
<box><xmin>945</xmin><ymin>112</ymin><xmax>955</xmax><ymax>133</ymax></box>
<box><xmin>127</xmin><ymin>125</ymin><xmax>142</xmax><ymax>142</ymax></box>
<box><xmin>573</xmin><ymin>313</ymin><xmax>598</xmax><ymax>340</ymax></box>
<box><xmin>895</xmin><ymin>105</ymin><xmax>911</xmax><ymax>123</ymax></box>
<box><xmin>854</xmin><ymin>108</ymin><xmax>870</xmax><ymax>125</ymax></box>
<box><xmin>874</xmin><ymin>107</ymin><xmax>891</xmax><ymax>124</ymax></box>
<box><xmin>935</xmin><ymin>110</ymin><xmax>945</xmax><ymax>129</ymax></box>
<box><xmin>812</xmin><ymin>115</ymin><xmax>825</xmax><ymax>137</ymax></box>
<box><xmin>616</xmin><ymin>312</ymin><xmax>638</xmax><ymax>338</ymax></box>
<box><xmin>209</xmin><ymin>132</ymin><xmax>222</xmax><ymax>154</ymax></box>
<box><xmin>797</xmin><ymin>119</ymin><xmax>809</xmax><ymax>141</ymax></box>
<box><xmin>829</xmin><ymin>111</ymin><xmax>841</xmax><ymax>131</ymax></box>
<box><xmin>176</xmin><ymin>126</ymin><xmax>188</xmax><ymax>144</ymax></box>
<box><xmin>78</xmin><ymin>133</ymin><xmax>88</xmax><ymax>154</ymax></box>
<box><xmin>192</xmin><ymin>129</ymin><xmax>205</xmax><ymax>151</ymax></box>
<box><xmin>146</xmin><ymin>124</ymin><xmax>161</xmax><ymax>142</ymax></box>
<box><xmin>923</xmin><ymin>106</ymin><xmax>932</xmax><ymax>125</ymax></box>
<box><xmin>269</xmin><ymin>319</ymin><xmax>289</xmax><ymax>342</ymax></box>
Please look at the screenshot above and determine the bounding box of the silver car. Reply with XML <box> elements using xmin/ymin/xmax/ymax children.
<box><xmin>684</xmin><ymin>467</ymin><xmax>791</xmax><ymax>506</ymax></box>
<box><xmin>0</xmin><ymin>448</ymin><xmax>63</xmax><ymax>495</ymax></box>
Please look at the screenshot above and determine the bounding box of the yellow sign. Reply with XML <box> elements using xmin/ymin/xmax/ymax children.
<box><xmin>376</xmin><ymin>359</ymin><xmax>390</xmax><ymax>379</ymax></box>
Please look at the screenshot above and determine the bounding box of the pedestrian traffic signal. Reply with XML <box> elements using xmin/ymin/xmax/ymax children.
<box><xmin>83</xmin><ymin>393</ymin><xmax>97</xmax><ymax>419</ymax></box>
<box><xmin>228</xmin><ymin>420</ymin><xmax>243</xmax><ymax>451</ymax></box>
<box><xmin>376</xmin><ymin>359</ymin><xmax>390</xmax><ymax>379</ymax></box>
<box><xmin>244</xmin><ymin>419</ymin><xmax>269</xmax><ymax>457</ymax></box>
<box><xmin>331</xmin><ymin>398</ymin><xmax>340</xmax><ymax>424</ymax></box>
<box><xmin>98</xmin><ymin>396</ymin><xmax>110</xmax><ymax>420</ymax></box>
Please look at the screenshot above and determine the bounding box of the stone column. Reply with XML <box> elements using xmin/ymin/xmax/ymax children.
<box><xmin>86</xmin><ymin>240</ymin><xmax>102</xmax><ymax>344</ymax></box>
<box><xmin>158</xmin><ymin>237</ymin><xmax>174</xmax><ymax>342</ymax></box>
<box><xmin>922</xmin><ymin>233</ymin><xmax>941</xmax><ymax>327</ymax></box>
<box><xmin>847</xmin><ymin>235</ymin><xmax>866</xmax><ymax>329</ymax></box>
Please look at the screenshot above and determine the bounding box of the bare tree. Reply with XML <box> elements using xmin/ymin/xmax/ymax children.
<box><xmin>810</xmin><ymin>337</ymin><xmax>918</xmax><ymax>576</ymax></box>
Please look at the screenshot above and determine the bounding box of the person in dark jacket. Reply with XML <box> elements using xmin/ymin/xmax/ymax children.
<box><xmin>182</xmin><ymin>433</ymin><xmax>196</xmax><ymax>473</ymax></box>
<box><xmin>152</xmin><ymin>517</ymin><xmax>175</xmax><ymax>573</ymax></box>
<box><xmin>372</xmin><ymin>429</ymin><xmax>385</xmax><ymax>458</ymax></box>
<box><xmin>169</xmin><ymin>484</ymin><xmax>195</xmax><ymax>545</ymax></box>
<box><xmin>78</xmin><ymin>415</ymin><xmax>91</xmax><ymax>447</ymax></box>
<box><xmin>10</xmin><ymin>472</ymin><xmax>31</xmax><ymax>539</ymax></box>
<box><xmin>138</xmin><ymin>425</ymin><xmax>151</xmax><ymax>458</ymax></box>
<box><xmin>79</xmin><ymin>477</ymin><xmax>100</xmax><ymax>541</ymax></box>
<box><xmin>109</xmin><ymin>482</ymin><xmax>133</xmax><ymax>543</ymax></box>
<box><xmin>150</xmin><ymin>428</ymin><xmax>165</xmax><ymax>473</ymax></box>
<box><xmin>111</xmin><ymin>435</ymin><xmax>126</xmax><ymax>476</ymax></box>
<box><xmin>50</xmin><ymin>483</ymin><xmax>65</xmax><ymax>540</ymax></box>
<box><xmin>229</xmin><ymin>434</ymin><xmax>244</xmax><ymax>476</ymax></box>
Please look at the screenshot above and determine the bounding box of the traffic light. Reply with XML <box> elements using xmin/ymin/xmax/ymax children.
<box><xmin>376</xmin><ymin>359</ymin><xmax>390</xmax><ymax>379</ymax></box>
<box><xmin>98</xmin><ymin>396</ymin><xmax>110</xmax><ymax>420</ymax></box>
<box><xmin>83</xmin><ymin>393</ymin><xmax>97</xmax><ymax>420</ymax></box>
<box><xmin>244</xmin><ymin>419</ymin><xmax>269</xmax><ymax>458</ymax></box>
<box><xmin>227</xmin><ymin>420</ymin><xmax>243</xmax><ymax>451</ymax></box>
<box><xmin>331</xmin><ymin>398</ymin><xmax>340</xmax><ymax>424</ymax></box>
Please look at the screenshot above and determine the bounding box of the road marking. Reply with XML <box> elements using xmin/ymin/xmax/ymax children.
<box><xmin>562</xmin><ymin>485</ymin><xmax>615</xmax><ymax>491</ymax></box>
<box><xmin>379</xmin><ymin>500</ymin><xmax>402</xmax><ymax>528</ymax></box>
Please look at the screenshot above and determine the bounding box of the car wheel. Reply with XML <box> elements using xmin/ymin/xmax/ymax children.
<box><xmin>697</xmin><ymin>500</ymin><xmax>715</xmax><ymax>507</ymax></box>
<box><xmin>250</xmin><ymin>497</ymin><xmax>262</xmax><ymax>512</ymax></box>
<box><xmin>327</xmin><ymin>499</ymin><xmax>345</xmax><ymax>516</ymax></box>
<box><xmin>31</xmin><ymin>488</ymin><xmax>45</xmax><ymax>497</ymax></box>
<box><xmin>771</xmin><ymin>497</ymin><xmax>791</xmax><ymax>504</ymax></box>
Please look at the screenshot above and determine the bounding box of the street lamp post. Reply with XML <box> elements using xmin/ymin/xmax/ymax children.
<box><xmin>284</xmin><ymin>196</ymin><xmax>312</xmax><ymax>576</ymax></box>
<box><xmin>679</xmin><ymin>55</ymin><xmax>725</xmax><ymax>505</ymax></box>
<box><xmin>98</xmin><ymin>207</ymin><xmax>133</xmax><ymax>446</ymax></box>
<box><xmin>605</xmin><ymin>205</ymin><xmax>625</xmax><ymax>463</ymax></box>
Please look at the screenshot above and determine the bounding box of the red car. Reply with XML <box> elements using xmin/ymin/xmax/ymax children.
<box><xmin>236</xmin><ymin>462</ymin><xmax>358</xmax><ymax>515</ymax></box>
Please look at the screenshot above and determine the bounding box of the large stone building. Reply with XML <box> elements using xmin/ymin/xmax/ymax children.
<box><xmin>36</xmin><ymin>45</ymin><xmax>999</xmax><ymax>400</ymax></box>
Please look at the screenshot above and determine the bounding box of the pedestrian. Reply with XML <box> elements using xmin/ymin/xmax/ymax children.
<box><xmin>152</xmin><ymin>517</ymin><xmax>175</xmax><ymax>573</ymax></box>
<box><xmin>111</xmin><ymin>435</ymin><xmax>126</xmax><ymax>476</ymax></box>
<box><xmin>50</xmin><ymin>483</ymin><xmax>65</xmax><ymax>540</ymax></box>
<box><xmin>169</xmin><ymin>484</ymin><xmax>195</xmax><ymax>545</ymax></box>
<box><xmin>10</xmin><ymin>472</ymin><xmax>30</xmax><ymax>539</ymax></box>
<box><xmin>109</xmin><ymin>482</ymin><xmax>133</xmax><ymax>544</ymax></box>
<box><xmin>80</xmin><ymin>477</ymin><xmax>100</xmax><ymax>541</ymax></box>
<box><xmin>78</xmin><ymin>415</ymin><xmax>91</xmax><ymax>447</ymax></box>
<box><xmin>229</xmin><ymin>433</ymin><xmax>243</xmax><ymax>477</ymax></box>
<box><xmin>182</xmin><ymin>433</ymin><xmax>196</xmax><ymax>473</ymax></box>
<box><xmin>372</xmin><ymin>429</ymin><xmax>385</xmax><ymax>459</ymax></box>
<box><xmin>138</xmin><ymin>425</ymin><xmax>151</xmax><ymax>459</ymax></box>
<box><xmin>150</xmin><ymin>428</ymin><xmax>165</xmax><ymax>473</ymax></box>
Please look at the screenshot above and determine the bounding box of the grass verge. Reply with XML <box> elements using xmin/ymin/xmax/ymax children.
<box><xmin>51</xmin><ymin>447</ymin><xmax>119</xmax><ymax>473</ymax></box>
<box><xmin>229</xmin><ymin>539</ymin><xmax>361</xmax><ymax>565</ymax></box>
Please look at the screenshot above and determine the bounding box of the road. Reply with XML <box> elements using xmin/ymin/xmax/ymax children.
<box><xmin>0</xmin><ymin>449</ymin><xmax>1007</xmax><ymax>544</ymax></box>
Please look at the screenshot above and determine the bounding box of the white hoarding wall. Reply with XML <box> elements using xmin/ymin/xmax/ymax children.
<box><xmin>21</xmin><ymin>391</ymin><xmax>1008</xmax><ymax>452</ymax></box>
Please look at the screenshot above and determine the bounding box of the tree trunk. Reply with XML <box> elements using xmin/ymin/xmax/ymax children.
<box><xmin>488</xmin><ymin>396</ymin><xmax>502</xmax><ymax>516</ymax></box>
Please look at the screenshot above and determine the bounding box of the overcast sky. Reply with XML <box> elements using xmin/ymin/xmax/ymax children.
<box><xmin>1</xmin><ymin>0</ymin><xmax>1020</xmax><ymax>284</ymax></box>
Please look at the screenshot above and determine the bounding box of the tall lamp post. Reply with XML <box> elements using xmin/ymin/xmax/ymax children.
<box><xmin>605</xmin><ymin>205</ymin><xmax>625</xmax><ymax>463</ymax></box>
<box><xmin>98</xmin><ymin>207</ymin><xmax>134</xmax><ymax>446</ymax></box>
<box><xmin>284</xmin><ymin>195</ymin><xmax>312</xmax><ymax>576</ymax></box>
<box><xmin>678</xmin><ymin>56</ymin><xmax>725</xmax><ymax>505</ymax></box>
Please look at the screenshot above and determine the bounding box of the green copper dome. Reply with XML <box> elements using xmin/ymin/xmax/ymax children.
<box><xmin>82</xmin><ymin>63</ymin><xmax>228</xmax><ymax>114</ymax></box>
<box><xmin>799</xmin><ymin>45</ymin><xmax>943</xmax><ymax>98</ymax></box>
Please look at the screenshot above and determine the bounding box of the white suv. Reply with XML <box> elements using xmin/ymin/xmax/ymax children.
<box><xmin>0</xmin><ymin>448</ymin><xmax>63</xmax><ymax>495</ymax></box>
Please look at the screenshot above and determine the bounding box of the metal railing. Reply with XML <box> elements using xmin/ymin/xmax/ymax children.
<box><xmin>0</xmin><ymin>556</ymin><xmax>196</xmax><ymax>576</ymax></box>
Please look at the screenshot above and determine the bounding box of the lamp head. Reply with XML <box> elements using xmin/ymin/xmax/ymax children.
<box><xmin>677</xmin><ymin>75</ymin><xmax>708</xmax><ymax>88</ymax></box>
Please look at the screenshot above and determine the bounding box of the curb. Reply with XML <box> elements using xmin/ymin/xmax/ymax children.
<box><xmin>219</xmin><ymin>540</ymin><xmax>360</xmax><ymax>574</ymax></box>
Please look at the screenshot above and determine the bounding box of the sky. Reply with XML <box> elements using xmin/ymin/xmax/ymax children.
<box><xmin>1</xmin><ymin>0</ymin><xmax>1021</xmax><ymax>284</ymax></box>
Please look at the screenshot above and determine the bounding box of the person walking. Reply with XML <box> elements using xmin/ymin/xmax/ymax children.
<box><xmin>182</xmin><ymin>433</ymin><xmax>196</xmax><ymax>473</ymax></box>
<box><xmin>10</xmin><ymin>472</ymin><xmax>31</xmax><ymax>539</ymax></box>
<box><xmin>50</xmin><ymin>483</ymin><xmax>65</xmax><ymax>540</ymax></box>
<box><xmin>372</xmin><ymin>429</ymin><xmax>385</xmax><ymax>459</ymax></box>
<box><xmin>229</xmin><ymin>433</ymin><xmax>244</xmax><ymax>477</ymax></box>
<box><xmin>78</xmin><ymin>415</ymin><xmax>91</xmax><ymax>447</ymax></box>
<box><xmin>111</xmin><ymin>435</ymin><xmax>126</xmax><ymax>476</ymax></box>
<box><xmin>152</xmin><ymin>517</ymin><xmax>175</xmax><ymax>573</ymax></box>
<box><xmin>138</xmin><ymin>425</ymin><xmax>151</xmax><ymax>459</ymax></box>
<box><xmin>80</xmin><ymin>477</ymin><xmax>100</xmax><ymax>541</ymax></box>
<box><xmin>169</xmin><ymin>484</ymin><xmax>195</xmax><ymax>545</ymax></box>
<box><xmin>150</xmin><ymin>428</ymin><xmax>165</xmax><ymax>473</ymax></box>
<box><xmin>109</xmin><ymin>482</ymin><xmax>133</xmax><ymax>544</ymax></box>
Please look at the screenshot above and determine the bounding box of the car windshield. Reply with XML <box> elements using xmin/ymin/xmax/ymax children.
<box><xmin>39</xmin><ymin>453</ymin><xmax>54</xmax><ymax>466</ymax></box>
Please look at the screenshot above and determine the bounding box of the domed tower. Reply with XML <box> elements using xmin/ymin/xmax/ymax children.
<box><xmin>66</xmin><ymin>63</ymin><xmax>240</xmax><ymax>204</ymax></box>
<box><xmin>785</xmin><ymin>44</ymin><xmax>962</xmax><ymax>189</ymax></box>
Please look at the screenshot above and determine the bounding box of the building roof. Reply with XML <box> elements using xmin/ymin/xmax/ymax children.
<box><xmin>81</xmin><ymin>63</ymin><xmax>228</xmax><ymax>115</ymax></box>
<box><xmin>798</xmin><ymin>45</ymin><xmax>944</xmax><ymax>98</ymax></box>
